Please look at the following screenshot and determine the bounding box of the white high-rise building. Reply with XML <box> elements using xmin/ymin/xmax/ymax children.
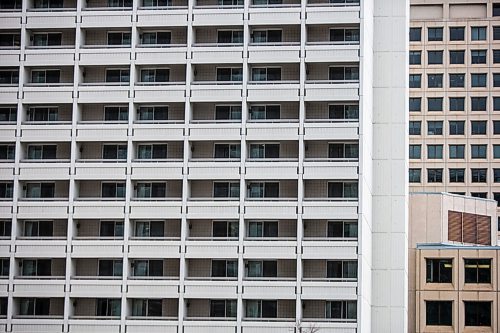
<box><xmin>0</xmin><ymin>0</ymin><xmax>408</xmax><ymax>332</ymax></box>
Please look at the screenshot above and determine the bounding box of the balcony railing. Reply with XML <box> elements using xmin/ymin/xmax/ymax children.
<box><xmin>138</xmin><ymin>43</ymin><xmax>187</xmax><ymax>48</ymax></box>
<box><xmin>20</xmin><ymin>159</ymin><xmax>71</xmax><ymax>163</ymax></box>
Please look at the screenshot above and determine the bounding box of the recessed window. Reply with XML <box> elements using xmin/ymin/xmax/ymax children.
<box><xmin>494</xmin><ymin>3</ymin><xmax>500</xmax><ymax>16</ymax></box>
<box><xmin>449</xmin><ymin>145</ymin><xmax>465</xmax><ymax>159</ymax></box>
<box><xmin>140</xmin><ymin>68</ymin><xmax>169</xmax><ymax>83</ymax></box>
<box><xmin>409</xmin><ymin>98</ymin><xmax>421</xmax><ymax>112</ymax></box>
<box><xmin>211</xmin><ymin>259</ymin><xmax>237</xmax><ymax>277</ymax></box>
<box><xmin>0</xmin><ymin>0</ymin><xmax>21</xmax><ymax>9</ymax></box>
<box><xmin>32</xmin><ymin>33</ymin><xmax>61</xmax><ymax>47</ymax></box>
<box><xmin>427</xmin><ymin>145</ymin><xmax>442</xmax><ymax>159</ymax></box>
<box><xmin>247</xmin><ymin>221</ymin><xmax>278</xmax><ymax>238</ymax></box>
<box><xmin>328</xmin><ymin>104</ymin><xmax>359</xmax><ymax>120</ymax></box>
<box><xmin>409</xmin><ymin>169</ymin><xmax>421</xmax><ymax>183</ymax></box>
<box><xmin>252</xmin><ymin>30</ymin><xmax>282</xmax><ymax>43</ymax></box>
<box><xmin>137</xmin><ymin>106</ymin><xmax>168</xmax><ymax>121</ymax></box>
<box><xmin>27</xmin><ymin>145</ymin><xmax>56</xmax><ymax>160</ymax></box>
<box><xmin>0</xmin><ymin>69</ymin><xmax>19</xmax><ymax>85</ymax></box>
<box><xmin>213</xmin><ymin>182</ymin><xmax>240</xmax><ymax>198</ymax></box>
<box><xmin>327</xmin><ymin>220</ymin><xmax>357</xmax><ymax>239</ymax></box>
<box><xmin>105</xmin><ymin>69</ymin><xmax>130</xmax><ymax>83</ymax></box>
<box><xmin>427</xmin><ymin>169</ymin><xmax>443</xmax><ymax>183</ymax></box>
<box><xmin>428</xmin><ymin>51</ymin><xmax>443</xmax><ymax>64</ymax></box>
<box><xmin>449</xmin><ymin>169</ymin><xmax>464</xmax><ymax>183</ymax></box>
<box><xmin>22</xmin><ymin>259</ymin><xmax>52</xmax><ymax>276</ymax></box>
<box><xmin>409</xmin><ymin>74</ymin><xmax>421</xmax><ymax>88</ymax></box>
<box><xmin>426</xmin><ymin>258</ymin><xmax>452</xmax><ymax>283</ymax></box>
<box><xmin>104</xmin><ymin>106</ymin><xmax>128</xmax><ymax>122</ymax></box>
<box><xmin>449</xmin><ymin>73</ymin><xmax>464</xmax><ymax>88</ymax></box>
<box><xmin>464</xmin><ymin>301</ymin><xmax>491</xmax><ymax>327</ymax></box>
<box><xmin>471</xmin><ymin>73</ymin><xmax>487</xmax><ymax>88</ymax></box>
<box><xmin>101</xmin><ymin>182</ymin><xmax>125</xmax><ymax>198</ymax></box>
<box><xmin>494</xmin><ymin>50</ymin><xmax>500</xmax><ymax>63</ymax></box>
<box><xmin>25</xmin><ymin>183</ymin><xmax>52</xmax><ymax>198</ymax></box>
<box><xmin>449</xmin><ymin>97</ymin><xmax>465</xmax><ymax>111</ymax></box>
<box><xmin>141</xmin><ymin>31</ymin><xmax>171</xmax><ymax>45</ymax></box>
<box><xmin>471</xmin><ymin>26</ymin><xmax>487</xmax><ymax>41</ymax></box>
<box><xmin>19</xmin><ymin>298</ymin><xmax>50</xmax><ymax>316</ymax></box>
<box><xmin>214</xmin><ymin>144</ymin><xmax>240</xmax><ymax>159</ymax></box>
<box><xmin>426</xmin><ymin>301</ymin><xmax>452</xmax><ymax>326</ymax></box>
<box><xmin>427</xmin><ymin>121</ymin><xmax>442</xmax><ymax>135</ymax></box>
<box><xmin>137</xmin><ymin>144</ymin><xmax>168</xmax><ymax>160</ymax></box>
<box><xmin>427</xmin><ymin>74</ymin><xmax>443</xmax><ymax>88</ymax></box>
<box><xmin>34</xmin><ymin>0</ymin><xmax>64</xmax><ymax>8</ymax></box>
<box><xmin>0</xmin><ymin>107</ymin><xmax>17</xmax><ymax>122</ymax></box>
<box><xmin>131</xmin><ymin>299</ymin><xmax>162</xmax><ymax>317</ymax></box>
<box><xmin>329</xmin><ymin>66</ymin><xmax>359</xmax><ymax>81</ymax></box>
<box><xmin>495</xmin><ymin>169</ymin><xmax>500</xmax><ymax>182</ymax></box>
<box><xmin>326</xmin><ymin>300</ymin><xmax>357</xmax><ymax>320</ymax></box>
<box><xmin>494</xmin><ymin>73</ymin><xmax>500</xmax><ymax>87</ymax></box>
<box><xmin>102</xmin><ymin>144</ymin><xmax>127</xmax><ymax>160</ymax></box>
<box><xmin>449</xmin><ymin>50</ymin><xmax>465</xmax><ymax>64</ymax></box>
<box><xmin>328</xmin><ymin>143</ymin><xmax>358</xmax><ymax>159</ymax></box>
<box><xmin>428</xmin><ymin>27</ymin><xmax>443</xmax><ymax>41</ymax></box>
<box><xmin>100</xmin><ymin>221</ymin><xmax>123</xmax><ymax>237</ymax></box>
<box><xmin>107</xmin><ymin>32</ymin><xmax>131</xmax><ymax>46</ymax></box>
<box><xmin>131</xmin><ymin>259</ymin><xmax>163</xmax><ymax>277</ymax></box>
<box><xmin>246</xmin><ymin>300</ymin><xmax>277</xmax><ymax>318</ymax></box>
<box><xmin>0</xmin><ymin>221</ymin><xmax>11</xmax><ymax>238</ymax></box>
<box><xmin>471</xmin><ymin>169</ymin><xmax>487</xmax><ymax>183</ymax></box>
<box><xmin>494</xmin><ymin>145</ymin><xmax>500</xmax><ymax>158</ymax></box>
<box><xmin>246</xmin><ymin>260</ymin><xmax>277</xmax><ymax>277</ymax></box>
<box><xmin>449</xmin><ymin>27</ymin><xmax>464</xmax><ymax>41</ymax></box>
<box><xmin>96</xmin><ymin>298</ymin><xmax>121</xmax><ymax>317</ymax></box>
<box><xmin>471</xmin><ymin>50</ymin><xmax>487</xmax><ymax>64</ymax></box>
<box><xmin>409</xmin><ymin>51</ymin><xmax>421</xmax><ymax>65</ymax></box>
<box><xmin>427</xmin><ymin>98</ymin><xmax>443</xmax><ymax>111</ymax></box>
<box><xmin>471</xmin><ymin>97</ymin><xmax>487</xmax><ymax>111</ymax></box>
<box><xmin>471</xmin><ymin>144</ymin><xmax>487</xmax><ymax>159</ymax></box>
<box><xmin>98</xmin><ymin>259</ymin><xmax>122</xmax><ymax>277</ymax></box>
<box><xmin>251</xmin><ymin>67</ymin><xmax>281</xmax><ymax>81</ymax></box>
<box><xmin>409</xmin><ymin>27</ymin><xmax>421</xmax><ymax>42</ymax></box>
<box><xmin>249</xmin><ymin>143</ymin><xmax>280</xmax><ymax>159</ymax></box>
<box><xmin>134</xmin><ymin>221</ymin><xmax>164</xmax><ymax>237</ymax></box>
<box><xmin>216</xmin><ymin>105</ymin><xmax>242</xmax><ymax>120</ymax></box>
<box><xmin>449</xmin><ymin>121</ymin><xmax>464</xmax><ymax>135</ymax></box>
<box><xmin>471</xmin><ymin>121</ymin><xmax>487</xmax><ymax>135</ymax></box>
<box><xmin>247</xmin><ymin>182</ymin><xmax>279</xmax><ymax>198</ymax></box>
<box><xmin>210</xmin><ymin>300</ymin><xmax>237</xmax><ymax>318</ymax></box>
<box><xmin>327</xmin><ymin>260</ymin><xmax>357</xmax><ymax>280</ymax></box>
<box><xmin>216</xmin><ymin>68</ymin><xmax>243</xmax><ymax>82</ymax></box>
<box><xmin>409</xmin><ymin>121</ymin><xmax>421</xmax><ymax>135</ymax></box>
<box><xmin>328</xmin><ymin>182</ymin><xmax>358</xmax><ymax>199</ymax></box>
<box><xmin>218</xmin><ymin>30</ymin><xmax>243</xmax><ymax>44</ymax></box>
<box><xmin>464</xmin><ymin>259</ymin><xmax>491</xmax><ymax>283</ymax></box>
<box><xmin>329</xmin><ymin>28</ymin><xmax>359</xmax><ymax>43</ymax></box>
<box><xmin>0</xmin><ymin>259</ymin><xmax>8</xmax><ymax>276</ymax></box>
<box><xmin>409</xmin><ymin>145</ymin><xmax>421</xmax><ymax>159</ymax></box>
<box><xmin>471</xmin><ymin>192</ymin><xmax>487</xmax><ymax>199</ymax></box>
<box><xmin>143</xmin><ymin>0</ymin><xmax>173</xmax><ymax>6</ymax></box>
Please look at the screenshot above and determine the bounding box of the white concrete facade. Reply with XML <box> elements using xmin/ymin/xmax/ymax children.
<box><xmin>0</xmin><ymin>0</ymin><xmax>408</xmax><ymax>332</ymax></box>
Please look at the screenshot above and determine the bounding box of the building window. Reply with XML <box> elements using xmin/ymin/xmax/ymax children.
<box><xmin>329</xmin><ymin>28</ymin><xmax>359</xmax><ymax>43</ymax></box>
<box><xmin>427</xmin><ymin>121</ymin><xmax>443</xmax><ymax>135</ymax></box>
<box><xmin>105</xmin><ymin>69</ymin><xmax>130</xmax><ymax>83</ymax></box>
<box><xmin>0</xmin><ymin>145</ymin><xmax>14</xmax><ymax>160</ymax></box>
<box><xmin>27</xmin><ymin>145</ymin><xmax>56</xmax><ymax>160</ymax></box>
<box><xmin>0</xmin><ymin>0</ymin><xmax>22</xmax><ymax>9</ymax></box>
<box><xmin>409</xmin><ymin>27</ymin><xmax>421</xmax><ymax>41</ymax></box>
<box><xmin>210</xmin><ymin>300</ymin><xmax>237</xmax><ymax>318</ymax></box>
<box><xmin>135</xmin><ymin>182</ymin><xmax>166</xmax><ymax>198</ymax></box>
<box><xmin>409</xmin><ymin>98</ymin><xmax>421</xmax><ymax>112</ymax></box>
<box><xmin>427</xmin><ymin>74</ymin><xmax>443</xmax><ymax>88</ymax></box>
<box><xmin>217</xmin><ymin>105</ymin><xmax>242</xmax><ymax>120</ymax></box>
<box><xmin>214</xmin><ymin>144</ymin><xmax>240</xmax><ymax>159</ymax></box>
<box><xmin>249</xmin><ymin>143</ymin><xmax>280</xmax><ymax>159</ymax></box>
<box><xmin>471</xmin><ymin>192</ymin><xmax>487</xmax><ymax>199</ymax></box>
<box><xmin>23</xmin><ymin>220</ymin><xmax>53</xmax><ymax>237</ymax></box>
<box><xmin>218</xmin><ymin>30</ymin><xmax>243</xmax><ymax>43</ymax></box>
<box><xmin>449</xmin><ymin>169</ymin><xmax>464</xmax><ymax>183</ymax></box>
<box><xmin>471</xmin><ymin>50</ymin><xmax>487</xmax><ymax>64</ymax></box>
<box><xmin>216</xmin><ymin>67</ymin><xmax>243</xmax><ymax>82</ymax></box>
<box><xmin>471</xmin><ymin>74</ymin><xmax>487</xmax><ymax>88</ymax></box>
<box><xmin>96</xmin><ymin>298</ymin><xmax>121</xmax><ymax>317</ymax></box>
<box><xmin>19</xmin><ymin>298</ymin><xmax>50</xmax><ymax>316</ymax></box>
<box><xmin>428</xmin><ymin>27</ymin><xmax>443</xmax><ymax>41</ymax></box>
<box><xmin>329</xmin><ymin>66</ymin><xmax>359</xmax><ymax>81</ymax></box>
<box><xmin>251</xmin><ymin>67</ymin><xmax>281</xmax><ymax>81</ymax></box>
<box><xmin>326</xmin><ymin>300</ymin><xmax>357</xmax><ymax>320</ymax></box>
<box><xmin>409</xmin><ymin>51</ymin><xmax>421</xmax><ymax>65</ymax></box>
<box><xmin>494</xmin><ymin>73</ymin><xmax>500</xmax><ymax>88</ymax></box>
<box><xmin>327</xmin><ymin>220</ymin><xmax>358</xmax><ymax>239</ymax></box>
<box><xmin>211</xmin><ymin>260</ymin><xmax>237</xmax><ymax>278</ymax></box>
<box><xmin>449</xmin><ymin>27</ymin><xmax>465</xmax><ymax>41</ymax></box>
<box><xmin>34</xmin><ymin>0</ymin><xmax>64</xmax><ymax>8</ymax></box>
<box><xmin>213</xmin><ymin>220</ymin><xmax>239</xmax><ymax>238</ymax></box>
<box><xmin>449</xmin><ymin>97</ymin><xmax>465</xmax><ymax>111</ymax></box>
<box><xmin>471</xmin><ymin>26</ymin><xmax>487</xmax><ymax>41</ymax></box>
<box><xmin>100</xmin><ymin>221</ymin><xmax>123</xmax><ymax>238</ymax></box>
<box><xmin>140</xmin><ymin>68</ymin><xmax>169</xmax><ymax>83</ymax></box>
<box><xmin>101</xmin><ymin>182</ymin><xmax>126</xmax><ymax>198</ymax></box>
<box><xmin>471</xmin><ymin>169</ymin><xmax>487</xmax><ymax>183</ymax></box>
<box><xmin>449</xmin><ymin>121</ymin><xmax>464</xmax><ymax>135</ymax></box>
<box><xmin>131</xmin><ymin>299</ymin><xmax>162</xmax><ymax>317</ymax></box>
<box><xmin>141</xmin><ymin>31</ymin><xmax>171</xmax><ymax>45</ymax></box>
<box><xmin>464</xmin><ymin>259</ymin><xmax>491</xmax><ymax>284</ymax></box>
<box><xmin>409</xmin><ymin>74</ymin><xmax>421</xmax><ymax>88</ymax></box>
<box><xmin>137</xmin><ymin>144</ymin><xmax>168</xmax><ymax>160</ymax></box>
<box><xmin>21</xmin><ymin>259</ymin><xmax>51</xmax><ymax>276</ymax></box>
<box><xmin>494</xmin><ymin>145</ymin><xmax>500</xmax><ymax>158</ymax></box>
<box><xmin>495</xmin><ymin>3</ymin><xmax>500</xmax><ymax>16</ymax></box>
<box><xmin>137</xmin><ymin>106</ymin><xmax>168</xmax><ymax>121</ymax></box>
<box><xmin>327</xmin><ymin>260</ymin><xmax>357</xmax><ymax>280</ymax></box>
<box><xmin>471</xmin><ymin>121</ymin><xmax>487</xmax><ymax>135</ymax></box>
<box><xmin>409</xmin><ymin>169</ymin><xmax>421</xmax><ymax>183</ymax></box>
<box><xmin>449</xmin><ymin>73</ymin><xmax>464</xmax><ymax>88</ymax></box>
<box><xmin>0</xmin><ymin>33</ymin><xmax>20</xmax><ymax>48</ymax></box>
<box><xmin>471</xmin><ymin>97</ymin><xmax>487</xmax><ymax>111</ymax></box>
<box><xmin>328</xmin><ymin>182</ymin><xmax>358</xmax><ymax>199</ymax></box>
<box><xmin>0</xmin><ymin>106</ymin><xmax>17</xmax><ymax>122</ymax></box>
<box><xmin>246</xmin><ymin>260</ymin><xmax>277</xmax><ymax>277</ymax></box>
<box><xmin>449</xmin><ymin>50</ymin><xmax>464</xmax><ymax>64</ymax></box>
<box><xmin>428</xmin><ymin>98</ymin><xmax>443</xmax><ymax>111</ymax></box>
<box><xmin>328</xmin><ymin>143</ymin><xmax>359</xmax><ymax>159</ymax></box>
<box><xmin>247</xmin><ymin>182</ymin><xmax>279</xmax><ymax>198</ymax></box>
<box><xmin>27</xmin><ymin>107</ymin><xmax>58</xmax><ymax>122</ymax></box>
<box><xmin>0</xmin><ymin>258</ymin><xmax>8</xmax><ymax>276</ymax></box>
<box><xmin>104</xmin><ymin>106</ymin><xmax>128</xmax><ymax>121</ymax></box>
<box><xmin>494</xmin><ymin>26</ymin><xmax>500</xmax><ymax>40</ymax></box>
<box><xmin>494</xmin><ymin>50</ymin><xmax>500</xmax><ymax>64</ymax></box>
<box><xmin>426</xmin><ymin>258</ymin><xmax>452</xmax><ymax>283</ymax></box>
<box><xmin>494</xmin><ymin>169</ymin><xmax>500</xmax><ymax>182</ymax></box>
<box><xmin>409</xmin><ymin>145</ymin><xmax>421</xmax><ymax>159</ymax></box>
<box><xmin>131</xmin><ymin>260</ymin><xmax>163</xmax><ymax>277</ymax></box>
<box><xmin>143</xmin><ymin>0</ymin><xmax>172</xmax><ymax>6</ymax></box>
<box><xmin>107</xmin><ymin>32</ymin><xmax>131</xmax><ymax>46</ymax></box>
<box><xmin>246</xmin><ymin>300</ymin><xmax>277</xmax><ymax>318</ymax></box>
<box><xmin>0</xmin><ymin>69</ymin><xmax>19</xmax><ymax>85</ymax></box>
<box><xmin>464</xmin><ymin>301</ymin><xmax>491</xmax><ymax>326</ymax></box>
<box><xmin>25</xmin><ymin>183</ymin><xmax>52</xmax><ymax>198</ymax></box>
<box><xmin>427</xmin><ymin>169</ymin><xmax>443</xmax><ymax>183</ymax></box>
<box><xmin>494</xmin><ymin>121</ymin><xmax>500</xmax><ymax>135</ymax></box>
<box><xmin>328</xmin><ymin>104</ymin><xmax>359</xmax><ymax>120</ymax></box>
<box><xmin>0</xmin><ymin>221</ymin><xmax>11</xmax><ymax>238</ymax></box>
<box><xmin>98</xmin><ymin>259</ymin><xmax>122</xmax><ymax>277</ymax></box>
<box><xmin>214</xmin><ymin>182</ymin><xmax>240</xmax><ymax>198</ymax></box>
<box><xmin>409</xmin><ymin>121</ymin><xmax>421</xmax><ymax>135</ymax></box>
<box><xmin>428</xmin><ymin>51</ymin><xmax>443</xmax><ymax>64</ymax></box>
<box><xmin>471</xmin><ymin>145</ymin><xmax>487</xmax><ymax>159</ymax></box>
<box><xmin>102</xmin><ymin>144</ymin><xmax>127</xmax><ymax>160</ymax></box>
<box><xmin>134</xmin><ymin>221</ymin><xmax>164</xmax><ymax>237</ymax></box>
<box><xmin>426</xmin><ymin>301</ymin><xmax>452</xmax><ymax>326</ymax></box>
<box><xmin>427</xmin><ymin>145</ymin><xmax>442</xmax><ymax>159</ymax></box>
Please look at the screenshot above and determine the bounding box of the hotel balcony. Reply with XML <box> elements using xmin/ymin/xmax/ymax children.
<box><xmin>18</xmin><ymin>142</ymin><xmax>71</xmax><ymax>180</ymax></box>
<box><xmin>11</xmin><ymin>297</ymin><xmax>65</xmax><ymax>323</ymax></box>
<box><xmin>78</xmin><ymin>65</ymin><xmax>131</xmax><ymax>103</ymax></box>
<box><xmin>191</xmin><ymin>64</ymin><xmax>243</xmax><ymax>102</ymax></box>
<box><xmin>192</xmin><ymin>26</ymin><xmax>243</xmax><ymax>64</ymax></box>
<box><xmin>125</xmin><ymin>298</ymin><xmax>178</xmax><ymax>321</ymax></box>
<box><xmin>71</xmin><ymin>259</ymin><xmax>124</xmax><ymax>295</ymax></box>
<box><xmin>134</xmin><ymin>65</ymin><xmax>187</xmax><ymax>103</ymax></box>
<box><xmin>305</xmin><ymin>0</ymin><xmax>360</xmax><ymax>25</ymax></box>
<box><xmin>247</xmin><ymin>64</ymin><xmax>300</xmax><ymax>102</ymax></box>
<box><xmin>304</xmin><ymin>63</ymin><xmax>359</xmax><ymax>101</ymax></box>
<box><xmin>192</xmin><ymin>0</ymin><xmax>244</xmax><ymax>26</ymax></box>
<box><xmin>136</xmin><ymin>27</ymin><xmax>187</xmax><ymax>64</ymax></box>
<box><xmin>24</xmin><ymin>29</ymin><xmax>76</xmax><ymax>65</ymax></box>
<box><xmin>305</xmin><ymin>25</ymin><xmax>359</xmax><ymax>62</ymax></box>
<box><xmin>69</xmin><ymin>297</ymin><xmax>121</xmax><ymax>332</ymax></box>
<box><xmin>22</xmin><ymin>67</ymin><xmax>74</xmax><ymax>104</ymax></box>
<box><xmin>188</xmin><ymin>141</ymin><xmax>240</xmax><ymax>179</ymax></box>
<box><xmin>137</xmin><ymin>0</ymin><xmax>189</xmax><ymax>27</ymax></box>
<box><xmin>245</xmin><ymin>141</ymin><xmax>298</xmax><ymax>179</ymax></box>
<box><xmin>248</xmin><ymin>26</ymin><xmax>300</xmax><ymax>63</ymax></box>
